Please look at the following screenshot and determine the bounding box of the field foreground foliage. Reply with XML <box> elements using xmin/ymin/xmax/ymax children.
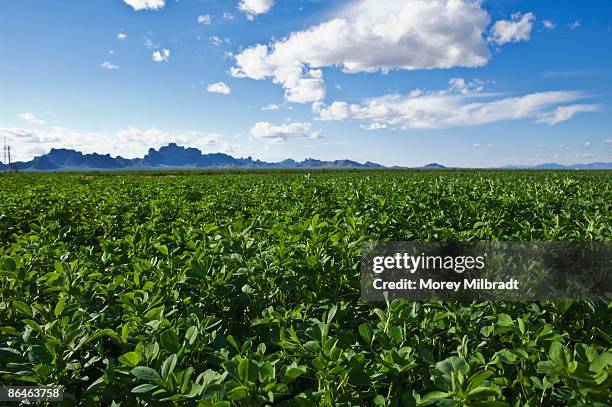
<box><xmin>0</xmin><ymin>170</ymin><xmax>611</xmax><ymax>406</ymax></box>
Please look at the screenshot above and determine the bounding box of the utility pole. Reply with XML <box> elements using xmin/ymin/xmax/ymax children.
<box><xmin>2</xmin><ymin>137</ymin><xmax>17</xmax><ymax>173</ymax></box>
<box><xmin>2</xmin><ymin>136</ymin><xmax>6</xmax><ymax>173</ymax></box>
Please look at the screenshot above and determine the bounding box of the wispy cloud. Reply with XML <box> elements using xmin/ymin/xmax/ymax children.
<box><xmin>261</xmin><ymin>103</ymin><xmax>294</xmax><ymax>111</ymax></box>
<box><xmin>144</xmin><ymin>36</ymin><xmax>158</xmax><ymax>50</ymax></box>
<box><xmin>317</xmin><ymin>79</ymin><xmax>599</xmax><ymax>130</ymax></box>
<box><xmin>17</xmin><ymin>113</ymin><xmax>46</xmax><ymax>124</ymax></box>
<box><xmin>100</xmin><ymin>61</ymin><xmax>119</xmax><ymax>70</ymax></box>
<box><xmin>209</xmin><ymin>36</ymin><xmax>229</xmax><ymax>46</ymax></box>
<box><xmin>542</xmin><ymin>69</ymin><xmax>611</xmax><ymax>78</ymax></box>
<box><xmin>536</xmin><ymin>104</ymin><xmax>600</xmax><ymax>125</ymax></box>
<box><xmin>250</xmin><ymin>121</ymin><xmax>320</xmax><ymax>143</ymax></box>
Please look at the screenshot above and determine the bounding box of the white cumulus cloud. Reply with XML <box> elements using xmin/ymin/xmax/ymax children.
<box><xmin>124</xmin><ymin>0</ymin><xmax>165</xmax><ymax>11</ymax></box>
<box><xmin>250</xmin><ymin>121</ymin><xmax>320</xmax><ymax>143</ymax></box>
<box><xmin>17</xmin><ymin>113</ymin><xmax>46</xmax><ymax>125</ymax></box>
<box><xmin>197</xmin><ymin>14</ymin><xmax>212</xmax><ymax>25</ymax></box>
<box><xmin>231</xmin><ymin>0</ymin><xmax>492</xmax><ymax>104</ymax></box>
<box><xmin>207</xmin><ymin>82</ymin><xmax>231</xmax><ymax>94</ymax></box>
<box><xmin>117</xmin><ymin>32</ymin><xmax>128</xmax><ymax>40</ymax></box>
<box><xmin>0</xmin><ymin>126</ymin><xmax>240</xmax><ymax>161</ymax></box>
<box><xmin>489</xmin><ymin>12</ymin><xmax>536</xmax><ymax>45</ymax></box>
<box><xmin>317</xmin><ymin>79</ymin><xmax>599</xmax><ymax>130</ymax></box>
<box><xmin>152</xmin><ymin>49</ymin><xmax>170</xmax><ymax>62</ymax></box>
<box><xmin>239</xmin><ymin>0</ymin><xmax>275</xmax><ymax>20</ymax></box>
<box><xmin>448</xmin><ymin>78</ymin><xmax>484</xmax><ymax>94</ymax></box>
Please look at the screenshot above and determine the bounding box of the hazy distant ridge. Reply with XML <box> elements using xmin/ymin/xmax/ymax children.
<box><xmin>1</xmin><ymin>144</ymin><xmax>610</xmax><ymax>171</ymax></box>
<box><xmin>502</xmin><ymin>162</ymin><xmax>612</xmax><ymax>170</ymax></box>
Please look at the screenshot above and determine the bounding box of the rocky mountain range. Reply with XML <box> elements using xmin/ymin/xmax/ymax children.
<box><xmin>1</xmin><ymin>143</ymin><xmax>384</xmax><ymax>171</ymax></box>
<box><xmin>2</xmin><ymin>143</ymin><xmax>611</xmax><ymax>171</ymax></box>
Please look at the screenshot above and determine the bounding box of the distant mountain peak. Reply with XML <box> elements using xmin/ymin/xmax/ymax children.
<box><xmin>423</xmin><ymin>163</ymin><xmax>446</xmax><ymax>169</ymax></box>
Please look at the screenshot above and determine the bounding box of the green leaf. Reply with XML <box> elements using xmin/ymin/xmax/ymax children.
<box><xmin>185</xmin><ymin>326</ymin><xmax>198</xmax><ymax>345</ymax></box>
<box><xmin>145</xmin><ymin>342</ymin><xmax>160</xmax><ymax>362</ymax></box>
<box><xmin>118</xmin><ymin>351</ymin><xmax>142</xmax><ymax>367</ymax></box>
<box><xmin>54</xmin><ymin>297</ymin><xmax>67</xmax><ymax>318</ymax></box>
<box><xmin>373</xmin><ymin>308</ymin><xmax>386</xmax><ymax>322</ymax></box>
<box><xmin>549</xmin><ymin>342</ymin><xmax>569</xmax><ymax>368</ymax></box>
<box><xmin>388</xmin><ymin>326</ymin><xmax>403</xmax><ymax>342</ymax></box>
<box><xmin>237</xmin><ymin>358</ymin><xmax>258</xmax><ymax>384</ymax></box>
<box><xmin>185</xmin><ymin>383</ymin><xmax>204</xmax><ymax>398</ymax></box>
<box><xmin>144</xmin><ymin>306</ymin><xmax>164</xmax><ymax>320</ymax></box>
<box><xmin>496</xmin><ymin>313</ymin><xmax>513</xmax><ymax>327</ymax></box>
<box><xmin>304</xmin><ymin>341</ymin><xmax>320</xmax><ymax>353</ymax></box>
<box><xmin>161</xmin><ymin>354</ymin><xmax>177</xmax><ymax>379</ymax></box>
<box><xmin>466</xmin><ymin>370</ymin><xmax>494</xmax><ymax>394</ymax></box>
<box><xmin>155</xmin><ymin>244</ymin><xmax>169</xmax><ymax>256</ymax></box>
<box><xmin>22</xmin><ymin>319</ymin><xmax>44</xmax><ymax>335</ymax></box>
<box><xmin>12</xmin><ymin>301</ymin><xmax>32</xmax><ymax>317</ymax></box>
<box><xmin>226</xmin><ymin>335</ymin><xmax>239</xmax><ymax>351</ymax></box>
<box><xmin>358</xmin><ymin>323</ymin><xmax>373</xmax><ymax>345</ymax></box>
<box><xmin>160</xmin><ymin>330</ymin><xmax>180</xmax><ymax>353</ymax></box>
<box><xmin>282</xmin><ymin>363</ymin><xmax>306</xmax><ymax>384</ymax></box>
<box><xmin>79</xmin><ymin>328</ymin><xmax>120</xmax><ymax>348</ymax></box>
<box><xmin>436</xmin><ymin>356</ymin><xmax>469</xmax><ymax>378</ymax></box>
<box><xmin>256</xmin><ymin>343</ymin><xmax>266</xmax><ymax>355</ymax></box>
<box><xmin>417</xmin><ymin>348</ymin><xmax>435</xmax><ymax>365</ymax></box>
<box><xmin>225</xmin><ymin>385</ymin><xmax>249</xmax><ymax>401</ymax></box>
<box><xmin>420</xmin><ymin>391</ymin><xmax>450</xmax><ymax>405</ymax></box>
<box><xmin>327</xmin><ymin>305</ymin><xmax>337</xmax><ymax>324</ymax></box>
<box><xmin>53</xmin><ymin>261</ymin><xmax>64</xmax><ymax>273</ymax></box>
<box><xmin>517</xmin><ymin>317</ymin><xmax>525</xmax><ymax>335</ymax></box>
<box><xmin>3</xmin><ymin>258</ymin><xmax>17</xmax><ymax>272</ymax></box>
<box><xmin>466</xmin><ymin>387</ymin><xmax>501</xmax><ymax>399</ymax></box>
<box><xmin>131</xmin><ymin>366</ymin><xmax>161</xmax><ymax>382</ymax></box>
<box><xmin>590</xmin><ymin>352</ymin><xmax>612</xmax><ymax>373</ymax></box>
<box><xmin>131</xmin><ymin>384</ymin><xmax>158</xmax><ymax>393</ymax></box>
<box><xmin>259</xmin><ymin>361</ymin><xmax>275</xmax><ymax>382</ymax></box>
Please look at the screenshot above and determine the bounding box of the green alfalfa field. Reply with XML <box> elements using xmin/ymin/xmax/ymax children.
<box><xmin>0</xmin><ymin>170</ymin><xmax>611</xmax><ymax>406</ymax></box>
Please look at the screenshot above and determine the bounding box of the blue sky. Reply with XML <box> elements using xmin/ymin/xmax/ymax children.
<box><xmin>1</xmin><ymin>0</ymin><xmax>611</xmax><ymax>166</ymax></box>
